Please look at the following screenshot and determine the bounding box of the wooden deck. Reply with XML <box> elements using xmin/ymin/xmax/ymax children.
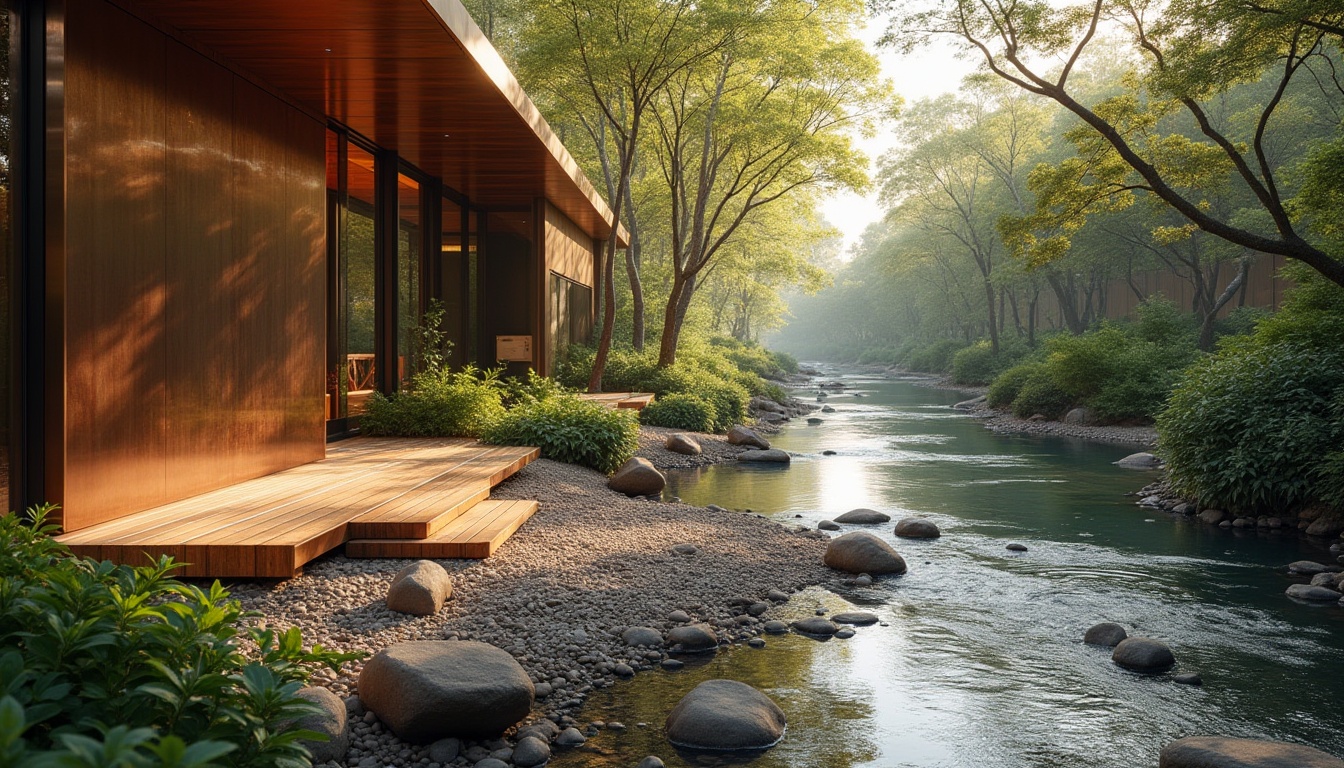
<box><xmin>55</xmin><ymin>438</ymin><xmax>539</xmax><ymax>578</ymax></box>
<box><xmin>578</xmin><ymin>392</ymin><xmax>656</xmax><ymax>410</ymax></box>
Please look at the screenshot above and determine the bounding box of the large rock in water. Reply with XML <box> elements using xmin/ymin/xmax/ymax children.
<box><xmin>665</xmin><ymin>680</ymin><xmax>786</xmax><ymax>751</ymax></box>
<box><xmin>1286</xmin><ymin>583</ymin><xmax>1343</xmax><ymax>601</ymax></box>
<box><xmin>386</xmin><ymin>560</ymin><xmax>452</xmax><ymax>616</ymax></box>
<box><xmin>727</xmin><ymin>425</ymin><xmax>770</xmax><ymax>450</ymax></box>
<box><xmin>608</xmin><ymin>457</ymin><xmax>667</xmax><ymax>496</ymax></box>
<box><xmin>834</xmin><ymin>508</ymin><xmax>891</xmax><ymax>524</ymax></box>
<box><xmin>1083</xmin><ymin>622</ymin><xmax>1128</xmax><ymax>648</ymax></box>
<box><xmin>666</xmin><ymin>624</ymin><xmax>719</xmax><ymax>653</ymax></box>
<box><xmin>1111</xmin><ymin>636</ymin><xmax>1176</xmax><ymax>673</ymax></box>
<box><xmin>894</xmin><ymin>517</ymin><xmax>941</xmax><ymax>539</ymax></box>
<box><xmin>292</xmin><ymin>687</ymin><xmax>350</xmax><ymax>763</ymax></box>
<box><xmin>357</xmin><ymin>641</ymin><xmax>533</xmax><ymax>742</ymax></box>
<box><xmin>1159</xmin><ymin>736</ymin><xmax>1344</xmax><ymax>768</ymax></box>
<box><xmin>823</xmin><ymin>532</ymin><xmax>907</xmax><ymax>575</ymax></box>
<box><xmin>665</xmin><ymin>433</ymin><xmax>702</xmax><ymax>455</ymax></box>
<box><xmin>737</xmin><ymin>449</ymin><xmax>790</xmax><ymax>463</ymax></box>
<box><xmin>1114</xmin><ymin>452</ymin><xmax>1162</xmax><ymax>469</ymax></box>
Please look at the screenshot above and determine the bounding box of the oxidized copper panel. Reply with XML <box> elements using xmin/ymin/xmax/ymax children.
<box><xmin>62</xmin><ymin>0</ymin><xmax>170</xmax><ymax>530</ymax></box>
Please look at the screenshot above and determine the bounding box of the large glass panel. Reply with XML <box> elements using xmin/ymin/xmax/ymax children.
<box><xmin>437</xmin><ymin>196</ymin><xmax>466</xmax><ymax>369</ymax></box>
<box><xmin>0</xmin><ymin>1</ymin><xmax>15</xmax><ymax>509</ymax></box>
<box><xmin>341</xmin><ymin>142</ymin><xmax>377</xmax><ymax>416</ymax></box>
<box><xmin>396</xmin><ymin>173</ymin><xmax>420</xmax><ymax>384</ymax></box>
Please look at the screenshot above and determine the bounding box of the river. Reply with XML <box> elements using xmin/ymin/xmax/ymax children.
<box><xmin>550</xmin><ymin>373</ymin><xmax>1344</xmax><ymax>768</ymax></box>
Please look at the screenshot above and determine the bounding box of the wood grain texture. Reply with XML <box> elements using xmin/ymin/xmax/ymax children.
<box><xmin>344</xmin><ymin>499</ymin><xmax>538</xmax><ymax>559</ymax></box>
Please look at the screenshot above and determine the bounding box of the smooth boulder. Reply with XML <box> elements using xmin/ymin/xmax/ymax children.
<box><xmin>727</xmin><ymin>425</ymin><xmax>771</xmax><ymax>450</ymax></box>
<box><xmin>511</xmin><ymin>736</ymin><xmax>551</xmax><ymax>768</ymax></box>
<box><xmin>292</xmin><ymin>687</ymin><xmax>350</xmax><ymax>763</ymax></box>
<box><xmin>1115</xmin><ymin>452</ymin><xmax>1162</xmax><ymax>469</ymax></box>
<box><xmin>1111</xmin><ymin>636</ymin><xmax>1176</xmax><ymax>673</ymax></box>
<box><xmin>894</xmin><ymin>517</ymin><xmax>941</xmax><ymax>539</ymax></box>
<box><xmin>1286</xmin><ymin>583</ymin><xmax>1343</xmax><ymax>601</ymax></box>
<box><xmin>665</xmin><ymin>434</ymin><xmax>702</xmax><ymax>455</ymax></box>
<box><xmin>1159</xmin><ymin>736</ymin><xmax>1344</xmax><ymax>768</ymax></box>
<box><xmin>386</xmin><ymin>560</ymin><xmax>453</xmax><ymax>616</ymax></box>
<box><xmin>818</xmin><ymin>520</ymin><xmax>840</xmax><ymax>531</ymax></box>
<box><xmin>1083</xmin><ymin>622</ymin><xmax>1128</xmax><ymax>648</ymax></box>
<box><xmin>666</xmin><ymin>624</ymin><xmax>719</xmax><ymax>653</ymax></box>
<box><xmin>1063</xmin><ymin>407</ymin><xmax>1093</xmax><ymax>425</ymax></box>
<box><xmin>357</xmin><ymin>641</ymin><xmax>533</xmax><ymax>742</ymax></box>
<box><xmin>737</xmin><ymin>449</ymin><xmax>790</xmax><ymax>463</ymax></box>
<box><xmin>831</xmin><ymin>611</ymin><xmax>879</xmax><ymax>626</ymax></box>
<box><xmin>665</xmin><ymin>680</ymin><xmax>786</xmax><ymax>751</ymax></box>
<box><xmin>791</xmin><ymin>617</ymin><xmax>839</xmax><ymax>636</ymax></box>
<box><xmin>623</xmin><ymin>627</ymin><xmax>664</xmax><ymax>647</ymax></box>
<box><xmin>824</xmin><ymin>532</ymin><xmax>908</xmax><ymax>575</ymax></box>
<box><xmin>608</xmin><ymin>457</ymin><xmax>667</xmax><ymax>496</ymax></box>
<box><xmin>834</xmin><ymin>508</ymin><xmax>891</xmax><ymax>524</ymax></box>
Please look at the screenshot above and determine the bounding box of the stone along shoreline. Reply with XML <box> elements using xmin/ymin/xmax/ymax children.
<box><xmin>228</xmin><ymin>425</ymin><xmax>840</xmax><ymax>768</ymax></box>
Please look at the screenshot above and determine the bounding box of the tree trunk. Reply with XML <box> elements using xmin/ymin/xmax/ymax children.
<box><xmin>984</xmin><ymin>280</ymin><xmax>1000</xmax><ymax>353</ymax></box>
<box><xmin>587</xmin><ymin>235</ymin><xmax>620</xmax><ymax>392</ymax></box>
<box><xmin>657</xmin><ymin>271</ymin><xmax>697</xmax><ymax>367</ymax></box>
<box><xmin>1046</xmin><ymin>273</ymin><xmax>1086</xmax><ymax>334</ymax></box>
<box><xmin>622</xmin><ymin>183</ymin><xmax>645</xmax><ymax>352</ymax></box>
<box><xmin>1199</xmin><ymin>259</ymin><xmax>1251</xmax><ymax>351</ymax></box>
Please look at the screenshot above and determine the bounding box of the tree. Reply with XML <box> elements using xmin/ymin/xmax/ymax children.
<box><xmin>881</xmin><ymin>0</ymin><xmax>1344</xmax><ymax>288</ymax></box>
<box><xmin>651</xmin><ymin>0</ymin><xmax>884</xmax><ymax>366</ymax></box>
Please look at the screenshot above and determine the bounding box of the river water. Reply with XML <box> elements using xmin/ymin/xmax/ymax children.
<box><xmin>550</xmin><ymin>373</ymin><xmax>1344</xmax><ymax>768</ymax></box>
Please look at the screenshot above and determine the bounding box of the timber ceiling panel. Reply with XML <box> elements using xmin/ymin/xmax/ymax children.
<box><xmin>124</xmin><ymin>0</ymin><xmax>622</xmax><ymax>243</ymax></box>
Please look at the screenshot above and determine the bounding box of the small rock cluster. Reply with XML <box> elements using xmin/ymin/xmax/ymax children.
<box><xmin>1136</xmin><ymin>478</ymin><xmax>1344</xmax><ymax>541</ymax></box>
<box><xmin>1083</xmin><ymin>622</ymin><xmax>1196</xmax><ymax>683</ymax></box>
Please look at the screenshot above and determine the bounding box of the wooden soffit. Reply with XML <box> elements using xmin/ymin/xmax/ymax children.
<box><xmin>124</xmin><ymin>0</ymin><xmax>625</xmax><ymax>245</ymax></box>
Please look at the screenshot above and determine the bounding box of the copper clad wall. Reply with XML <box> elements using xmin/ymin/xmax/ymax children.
<box><xmin>61</xmin><ymin>0</ymin><xmax>325</xmax><ymax>531</ymax></box>
<box><xmin>544</xmin><ymin>202</ymin><xmax>597</xmax><ymax>287</ymax></box>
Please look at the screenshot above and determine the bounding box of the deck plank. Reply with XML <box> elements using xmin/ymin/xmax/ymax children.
<box><xmin>345</xmin><ymin>500</ymin><xmax>538</xmax><ymax>559</ymax></box>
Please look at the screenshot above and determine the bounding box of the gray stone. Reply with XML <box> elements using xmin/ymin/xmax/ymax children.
<box><xmin>791</xmin><ymin>617</ymin><xmax>839</xmax><ymax>636</ymax></box>
<box><xmin>818</xmin><ymin>519</ymin><xmax>840</xmax><ymax>531</ymax></box>
<box><xmin>666</xmin><ymin>624</ymin><xmax>719</xmax><ymax>653</ymax></box>
<box><xmin>665</xmin><ymin>434</ymin><xmax>702</xmax><ymax>456</ymax></box>
<box><xmin>555</xmin><ymin>727</ymin><xmax>587</xmax><ymax>747</ymax></box>
<box><xmin>637</xmin><ymin>757</ymin><xmax>666</xmax><ymax>768</ymax></box>
<box><xmin>748</xmin><ymin>638</ymin><xmax>766</xmax><ymax>648</ymax></box>
<box><xmin>1159</xmin><ymin>736</ymin><xmax>1344</xmax><ymax>768</ymax></box>
<box><xmin>474</xmin><ymin>759</ymin><xmax>509</xmax><ymax>768</ymax></box>
<box><xmin>854</xmin><ymin>574</ymin><xmax>874</xmax><ymax>586</ymax></box>
<box><xmin>1288</xmin><ymin>560</ymin><xmax>1335</xmax><ymax>576</ymax></box>
<box><xmin>1083</xmin><ymin>622</ymin><xmax>1128</xmax><ymax>648</ymax></box>
<box><xmin>835</xmin><ymin>508</ymin><xmax>891</xmax><ymax>524</ymax></box>
<box><xmin>1310</xmin><ymin>572</ymin><xmax>1338</xmax><ymax>587</ymax></box>
<box><xmin>737</xmin><ymin>449</ymin><xmax>790</xmax><ymax>463</ymax></box>
<box><xmin>517</xmin><ymin>719</ymin><xmax>560</xmax><ymax>743</ymax></box>
<box><xmin>831</xmin><ymin>611</ymin><xmax>879</xmax><ymax>626</ymax></box>
<box><xmin>834</xmin><ymin>627</ymin><xmax>856</xmax><ymax>639</ymax></box>
<box><xmin>512</xmin><ymin>736</ymin><xmax>551</xmax><ymax>768</ymax></box>
<box><xmin>727</xmin><ymin>425</ymin><xmax>771</xmax><ymax>450</ymax></box>
<box><xmin>1115</xmin><ymin>452</ymin><xmax>1162</xmax><ymax>469</ymax></box>
<box><xmin>1006</xmin><ymin>543</ymin><xmax>1028</xmax><ymax>552</ymax></box>
<box><xmin>386</xmin><ymin>560</ymin><xmax>452</xmax><ymax>616</ymax></box>
<box><xmin>1173</xmin><ymin>672</ymin><xmax>1202</xmax><ymax>686</ymax></box>
<box><xmin>766</xmin><ymin>589</ymin><xmax>790</xmax><ymax>602</ymax></box>
<box><xmin>1111</xmin><ymin>637</ymin><xmax>1176</xmax><ymax>673</ymax></box>
<box><xmin>668</xmin><ymin>609</ymin><xmax>692</xmax><ymax>622</ymax></box>
<box><xmin>661</xmin><ymin>659</ymin><xmax>684</xmax><ymax>671</ymax></box>
<box><xmin>894</xmin><ymin>517</ymin><xmax>941</xmax><ymax>539</ymax></box>
<box><xmin>533</xmin><ymin>682</ymin><xmax>553</xmax><ymax>698</ymax></box>
<box><xmin>822</xmin><ymin>406</ymin><xmax>836</xmax><ymax>413</ymax></box>
<box><xmin>622</xmin><ymin>627</ymin><xmax>664</xmax><ymax>647</ymax></box>
<box><xmin>608</xmin><ymin>457</ymin><xmax>667</xmax><ymax>496</ymax></box>
<box><xmin>1286</xmin><ymin>583</ymin><xmax>1343</xmax><ymax>601</ymax></box>
<box><xmin>1198</xmin><ymin>509</ymin><xmax>1227</xmax><ymax>525</ymax></box>
<box><xmin>427</xmin><ymin>738</ymin><xmax>461</xmax><ymax>764</ymax></box>
<box><xmin>1063</xmin><ymin>407</ymin><xmax>1093</xmax><ymax>425</ymax></box>
<box><xmin>672</xmin><ymin>543</ymin><xmax>699</xmax><ymax>555</ymax></box>
<box><xmin>824</xmin><ymin>531</ymin><xmax>908</xmax><ymax>575</ymax></box>
<box><xmin>1306</xmin><ymin>515</ymin><xmax>1344</xmax><ymax>537</ymax></box>
<box><xmin>807</xmin><ymin>417</ymin><xmax>823</xmax><ymax>425</ymax></box>
<box><xmin>747</xmin><ymin>602</ymin><xmax>769</xmax><ymax>616</ymax></box>
<box><xmin>763</xmin><ymin>620</ymin><xmax>789</xmax><ymax>634</ymax></box>
<box><xmin>614</xmin><ymin>663</ymin><xmax>635</xmax><ymax>677</ymax></box>
<box><xmin>357</xmin><ymin>641</ymin><xmax>533</xmax><ymax>742</ymax></box>
<box><xmin>665</xmin><ymin>680</ymin><xmax>786</xmax><ymax>751</ymax></box>
<box><xmin>292</xmin><ymin>687</ymin><xmax>350</xmax><ymax>764</ymax></box>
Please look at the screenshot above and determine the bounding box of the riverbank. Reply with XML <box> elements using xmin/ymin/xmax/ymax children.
<box><xmin>230</xmin><ymin>427</ymin><xmax>835</xmax><ymax>768</ymax></box>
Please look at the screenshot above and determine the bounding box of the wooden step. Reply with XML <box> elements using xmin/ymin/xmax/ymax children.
<box><xmin>345</xmin><ymin>499</ymin><xmax>538</xmax><ymax>559</ymax></box>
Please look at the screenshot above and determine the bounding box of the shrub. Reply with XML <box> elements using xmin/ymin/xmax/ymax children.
<box><xmin>1011</xmin><ymin>370</ymin><xmax>1073</xmax><ymax>419</ymax></box>
<box><xmin>361</xmin><ymin>366</ymin><xmax>506</xmax><ymax>438</ymax></box>
<box><xmin>0</xmin><ymin>507</ymin><xmax>359</xmax><ymax>767</ymax></box>
<box><xmin>555</xmin><ymin>348</ymin><xmax>749</xmax><ymax>433</ymax></box>
<box><xmin>639</xmin><ymin>394</ymin><xmax>717</xmax><ymax>432</ymax></box>
<box><xmin>481</xmin><ymin>394</ymin><xmax>640</xmax><ymax>474</ymax></box>
<box><xmin>1042</xmin><ymin>325</ymin><xmax>1197</xmax><ymax>424</ymax></box>
<box><xmin>903</xmin><ymin>339</ymin><xmax>966</xmax><ymax>374</ymax></box>
<box><xmin>951</xmin><ymin>339</ymin><xmax>1033</xmax><ymax>386</ymax></box>
<box><xmin>500</xmin><ymin>369</ymin><xmax>570</xmax><ymax>408</ymax></box>
<box><xmin>987</xmin><ymin>363</ymin><xmax>1040</xmax><ymax>408</ymax></box>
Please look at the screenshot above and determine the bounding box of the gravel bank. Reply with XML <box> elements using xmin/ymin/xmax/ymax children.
<box><xmin>635</xmin><ymin>425</ymin><xmax>746</xmax><ymax>469</ymax></box>
<box><xmin>229</xmin><ymin>446</ymin><xmax>837</xmax><ymax>768</ymax></box>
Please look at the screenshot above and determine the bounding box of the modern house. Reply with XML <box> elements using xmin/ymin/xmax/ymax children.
<box><xmin>0</xmin><ymin>0</ymin><xmax>622</xmax><ymax>570</ymax></box>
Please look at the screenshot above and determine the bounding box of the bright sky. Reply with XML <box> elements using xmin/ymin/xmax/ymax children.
<box><xmin>820</xmin><ymin>22</ymin><xmax>978</xmax><ymax>257</ymax></box>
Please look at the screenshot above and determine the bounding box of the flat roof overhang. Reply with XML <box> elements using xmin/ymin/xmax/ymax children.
<box><xmin>128</xmin><ymin>0</ymin><xmax>627</xmax><ymax>246</ymax></box>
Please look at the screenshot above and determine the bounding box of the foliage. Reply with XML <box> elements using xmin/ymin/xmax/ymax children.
<box><xmin>361</xmin><ymin>366</ymin><xmax>507</xmax><ymax>438</ymax></box>
<box><xmin>951</xmin><ymin>339</ymin><xmax>1033</xmax><ymax>385</ymax></box>
<box><xmin>0</xmin><ymin>506</ymin><xmax>360</xmax><ymax>768</ymax></box>
<box><xmin>409</xmin><ymin>298</ymin><xmax>453</xmax><ymax>376</ymax></box>
<box><xmin>481</xmin><ymin>395</ymin><xmax>640</xmax><ymax>474</ymax></box>
<box><xmin>904</xmin><ymin>339</ymin><xmax>967</xmax><ymax>374</ymax></box>
<box><xmin>987</xmin><ymin>363</ymin><xmax>1041</xmax><ymax>408</ymax></box>
<box><xmin>499</xmin><ymin>370</ymin><xmax>571</xmax><ymax>409</ymax></box>
<box><xmin>1042</xmin><ymin>323</ymin><xmax>1197</xmax><ymax>423</ymax></box>
<box><xmin>1158</xmin><ymin>274</ymin><xmax>1344</xmax><ymax>513</ymax></box>
<box><xmin>1011</xmin><ymin>370</ymin><xmax>1073</xmax><ymax>420</ymax></box>
<box><xmin>639</xmin><ymin>393</ymin><xmax>718</xmax><ymax>433</ymax></box>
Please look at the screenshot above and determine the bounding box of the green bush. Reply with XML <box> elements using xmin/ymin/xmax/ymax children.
<box><xmin>903</xmin><ymin>339</ymin><xmax>967</xmax><ymax>374</ymax></box>
<box><xmin>987</xmin><ymin>363</ymin><xmax>1041</xmax><ymax>408</ymax></box>
<box><xmin>1158</xmin><ymin>272</ymin><xmax>1344</xmax><ymax>513</ymax></box>
<box><xmin>639</xmin><ymin>394</ymin><xmax>717</xmax><ymax>432</ymax></box>
<box><xmin>951</xmin><ymin>339</ymin><xmax>1033</xmax><ymax>385</ymax></box>
<box><xmin>0</xmin><ymin>507</ymin><xmax>359</xmax><ymax>768</ymax></box>
<box><xmin>500</xmin><ymin>369</ymin><xmax>570</xmax><ymax>408</ymax></box>
<box><xmin>1011</xmin><ymin>370</ymin><xmax>1073</xmax><ymax>419</ymax></box>
<box><xmin>555</xmin><ymin>347</ymin><xmax>749</xmax><ymax>432</ymax></box>
<box><xmin>481</xmin><ymin>394</ymin><xmax>640</xmax><ymax>474</ymax></box>
<box><xmin>361</xmin><ymin>366</ymin><xmax>507</xmax><ymax>438</ymax></box>
<box><xmin>1041</xmin><ymin>323</ymin><xmax>1197</xmax><ymax>424</ymax></box>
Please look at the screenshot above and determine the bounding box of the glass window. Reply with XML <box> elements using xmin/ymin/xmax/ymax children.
<box><xmin>328</xmin><ymin>138</ymin><xmax>378</xmax><ymax>418</ymax></box>
<box><xmin>396</xmin><ymin>172</ymin><xmax>421</xmax><ymax>383</ymax></box>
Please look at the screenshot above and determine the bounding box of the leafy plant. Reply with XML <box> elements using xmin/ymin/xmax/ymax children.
<box><xmin>1011</xmin><ymin>370</ymin><xmax>1072</xmax><ymax>419</ymax></box>
<box><xmin>555</xmin><ymin>347</ymin><xmax>749</xmax><ymax>432</ymax></box>
<box><xmin>0</xmin><ymin>506</ymin><xmax>360</xmax><ymax>768</ymax></box>
<box><xmin>987</xmin><ymin>363</ymin><xmax>1040</xmax><ymax>408</ymax></box>
<box><xmin>951</xmin><ymin>339</ymin><xmax>1033</xmax><ymax>386</ymax></box>
<box><xmin>361</xmin><ymin>365</ymin><xmax>506</xmax><ymax>438</ymax></box>
<box><xmin>409</xmin><ymin>299</ymin><xmax>453</xmax><ymax>375</ymax></box>
<box><xmin>639</xmin><ymin>394</ymin><xmax>717</xmax><ymax>433</ymax></box>
<box><xmin>499</xmin><ymin>370</ymin><xmax>571</xmax><ymax>409</ymax></box>
<box><xmin>481</xmin><ymin>394</ymin><xmax>640</xmax><ymax>474</ymax></box>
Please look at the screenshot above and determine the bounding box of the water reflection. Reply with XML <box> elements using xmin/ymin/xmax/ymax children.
<box><xmin>555</xmin><ymin>375</ymin><xmax>1344</xmax><ymax>768</ymax></box>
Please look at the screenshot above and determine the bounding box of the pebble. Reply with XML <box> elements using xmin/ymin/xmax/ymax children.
<box><xmin>1006</xmin><ymin>543</ymin><xmax>1028</xmax><ymax>552</ymax></box>
<box><xmin>555</xmin><ymin>728</ymin><xmax>587</xmax><ymax>747</ymax></box>
<box><xmin>661</xmin><ymin>659</ymin><xmax>685</xmax><ymax>671</ymax></box>
<box><xmin>1173</xmin><ymin>672</ymin><xmax>1202</xmax><ymax>686</ymax></box>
